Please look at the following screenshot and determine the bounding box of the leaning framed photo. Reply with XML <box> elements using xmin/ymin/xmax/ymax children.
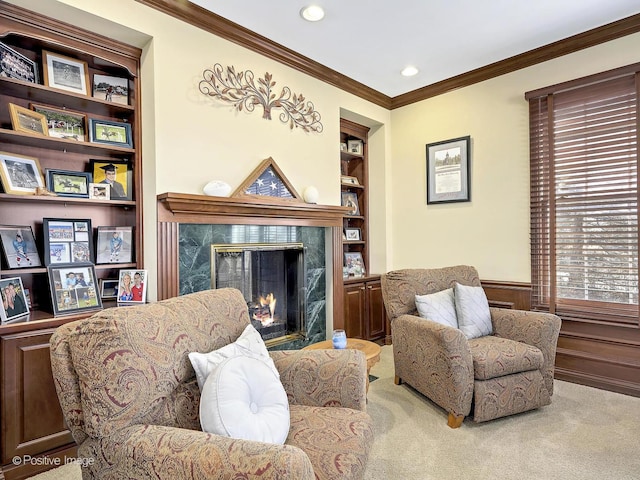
<box><xmin>344</xmin><ymin>228</ymin><xmax>361</xmax><ymax>241</ymax></box>
<box><xmin>0</xmin><ymin>276</ymin><xmax>29</xmax><ymax>323</ymax></box>
<box><xmin>96</xmin><ymin>226</ymin><xmax>133</xmax><ymax>264</ymax></box>
<box><xmin>117</xmin><ymin>269</ymin><xmax>147</xmax><ymax>303</ymax></box>
<box><xmin>92</xmin><ymin>73</ymin><xmax>129</xmax><ymax>105</ymax></box>
<box><xmin>0</xmin><ymin>225</ymin><xmax>42</xmax><ymax>269</ymax></box>
<box><xmin>42</xmin><ymin>218</ymin><xmax>93</xmax><ymax>265</ymax></box>
<box><xmin>47</xmin><ymin>263</ymin><xmax>102</xmax><ymax>316</ymax></box>
<box><xmin>42</xmin><ymin>50</ymin><xmax>90</xmax><ymax>95</ymax></box>
<box><xmin>341</xmin><ymin>191</ymin><xmax>360</xmax><ymax>216</ymax></box>
<box><xmin>341</xmin><ymin>175</ymin><xmax>360</xmax><ymax>186</ymax></box>
<box><xmin>89</xmin><ymin>159</ymin><xmax>132</xmax><ymax>201</ymax></box>
<box><xmin>344</xmin><ymin>252</ymin><xmax>365</xmax><ymax>277</ymax></box>
<box><xmin>0</xmin><ymin>151</ymin><xmax>45</xmax><ymax>195</ymax></box>
<box><xmin>347</xmin><ymin>140</ymin><xmax>363</xmax><ymax>155</ymax></box>
<box><xmin>45</xmin><ymin>169</ymin><xmax>92</xmax><ymax>198</ymax></box>
<box><xmin>0</xmin><ymin>41</ymin><xmax>38</xmax><ymax>83</ymax></box>
<box><xmin>8</xmin><ymin>103</ymin><xmax>48</xmax><ymax>136</ymax></box>
<box><xmin>89</xmin><ymin>119</ymin><xmax>133</xmax><ymax>148</ymax></box>
<box><xmin>426</xmin><ymin>136</ymin><xmax>471</xmax><ymax>204</ymax></box>
<box><xmin>30</xmin><ymin>103</ymin><xmax>87</xmax><ymax>141</ymax></box>
<box><xmin>99</xmin><ymin>278</ymin><xmax>119</xmax><ymax>299</ymax></box>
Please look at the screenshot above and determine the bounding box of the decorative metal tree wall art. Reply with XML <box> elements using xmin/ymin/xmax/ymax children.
<box><xmin>199</xmin><ymin>63</ymin><xmax>323</xmax><ymax>133</ymax></box>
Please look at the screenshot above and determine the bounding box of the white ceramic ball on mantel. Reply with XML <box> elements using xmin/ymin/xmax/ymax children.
<box><xmin>203</xmin><ymin>180</ymin><xmax>232</xmax><ymax>197</ymax></box>
<box><xmin>303</xmin><ymin>186</ymin><xmax>319</xmax><ymax>204</ymax></box>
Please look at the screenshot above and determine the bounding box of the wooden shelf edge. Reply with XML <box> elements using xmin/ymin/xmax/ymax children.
<box><xmin>0</xmin><ymin>192</ymin><xmax>135</xmax><ymax>207</ymax></box>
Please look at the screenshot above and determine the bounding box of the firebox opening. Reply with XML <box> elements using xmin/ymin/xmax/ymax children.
<box><xmin>211</xmin><ymin>243</ymin><xmax>306</xmax><ymax>347</ymax></box>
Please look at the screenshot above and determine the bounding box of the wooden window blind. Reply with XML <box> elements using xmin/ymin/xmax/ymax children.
<box><xmin>526</xmin><ymin>65</ymin><xmax>640</xmax><ymax>325</ymax></box>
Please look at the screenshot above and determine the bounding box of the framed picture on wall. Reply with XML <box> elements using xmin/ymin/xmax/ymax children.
<box><xmin>426</xmin><ymin>136</ymin><xmax>471</xmax><ymax>204</ymax></box>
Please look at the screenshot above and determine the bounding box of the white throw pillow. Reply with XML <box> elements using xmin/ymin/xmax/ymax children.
<box><xmin>200</xmin><ymin>355</ymin><xmax>290</xmax><ymax>444</ymax></box>
<box><xmin>189</xmin><ymin>324</ymin><xmax>278</xmax><ymax>391</ymax></box>
<box><xmin>415</xmin><ymin>288</ymin><xmax>458</xmax><ymax>328</ymax></box>
<box><xmin>454</xmin><ymin>283</ymin><xmax>493</xmax><ymax>339</ymax></box>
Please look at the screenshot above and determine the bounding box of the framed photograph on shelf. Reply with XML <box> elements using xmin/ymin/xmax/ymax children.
<box><xmin>344</xmin><ymin>252</ymin><xmax>365</xmax><ymax>277</ymax></box>
<box><xmin>92</xmin><ymin>74</ymin><xmax>129</xmax><ymax>105</ymax></box>
<box><xmin>341</xmin><ymin>191</ymin><xmax>360</xmax><ymax>216</ymax></box>
<box><xmin>426</xmin><ymin>136</ymin><xmax>471</xmax><ymax>204</ymax></box>
<box><xmin>99</xmin><ymin>278</ymin><xmax>119</xmax><ymax>299</ymax></box>
<box><xmin>43</xmin><ymin>218</ymin><xmax>93</xmax><ymax>265</ymax></box>
<box><xmin>30</xmin><ymin>103</ymin><xmax>87</xmax><ymax>141</ymax></box>
<box><xmin>0</xmin><ymin>41</ymin><xmax>38</xmax><ymax>83</ymax></box>
<box><xmin>117</xmin><ymin>269</ymin><xmax>147</xmax><ymax>303</ymax></box>
<box><xmin>8</xmin><ymin>103</ymin><xmax>48</xmax><ymax>136</ymax></box>
<box><xmin>96</xmin><ymin>226</ymin><xmax>133</xmax><ymax>264</ymax></box>
<box><xmin>47</xmin><ymin>263</ymin><xmax>102</xmax><ymax>316</ymax></box>
<box><xmin>0</xmin><ymin>225</ymin><xmax>42</xmax><ymax>268</ymax></box>
<box><xmin>0</xmin><ymin>151</ymin><xmax>45</xmax><ymax>195</ymax></box>
<box><xmin>89</xmin><ymin>183</ymin><xmax>110</xmax><ymax>200</ymax></box>
<box><xmin>0</xmin><ymin>276</ymin><xmax>29</xmax><ymax>323</ymax></box>
<box><xmin>347</xmin><ymin>140</ymin><xmax>363</xmax><ymax>155</ymax></box>
<box><xmin>341</xmin><ymin>175</ymin><xmax>360</xmax><ymax>186</ymax></box>
<box><xmin>42</xmin><ymin>50</ymin><xmax>90</xmax><ymax>95</ymax></box>
<box><xmin>45</xmin><ymin>169</ymin><xmax>92</xmax><ymax>198</ymax></box>
<box><xmin>89</xmin><ymin>159</ymin><xmax>132</xmax><ymax>200</ymax></box>
<box><xmin>344</xmin><ymin>228</ymin><xmax>361</xmax><ymax>241</ymax></box>
<box><xmin>89</xmin><ymin>119</ymin><xmax>133</xmax><ymax>148</ymax></box>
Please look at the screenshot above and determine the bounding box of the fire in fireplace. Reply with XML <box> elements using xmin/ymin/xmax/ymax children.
<box><xmin>210</xmin><ymin>242</ymin><xmax>306</xmax><ymax>346</ymax></box>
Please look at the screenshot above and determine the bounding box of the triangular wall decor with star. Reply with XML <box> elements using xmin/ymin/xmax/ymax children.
<box><xmin>231</xmin><ymin>157</ymin><xmax>303</xmax><ymax>203</ymax></box>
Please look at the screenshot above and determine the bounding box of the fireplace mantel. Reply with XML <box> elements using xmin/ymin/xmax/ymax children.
<box><xmin>156</xmin><ymin>192</ymin><xmax>349</xmax><ymax>330</ymax></box>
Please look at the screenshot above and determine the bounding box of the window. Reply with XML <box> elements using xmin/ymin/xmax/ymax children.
<box><xmin>526</xmin><ymin>64</ymin><xmax>639</xmax><ymax>325</ymax></box>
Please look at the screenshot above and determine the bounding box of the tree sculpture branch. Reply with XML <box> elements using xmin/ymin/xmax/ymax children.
<box><xmin>199</xmin><ymin>64</ymin><xmax>323</xmax><ymax>133</ymax></box>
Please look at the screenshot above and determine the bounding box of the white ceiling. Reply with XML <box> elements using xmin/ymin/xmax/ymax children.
<box><xmin>190</xmin><ymin>0</ymin><xmax>640</xmax><ymax>98</ymax></box>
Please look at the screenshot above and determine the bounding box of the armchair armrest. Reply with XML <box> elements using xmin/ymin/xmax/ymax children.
<box><xmin>392</xmin><ymin>314</ymin><xmax>474</xmax><ymax>417</ymax></box>
<box><xmin>491</xmin><ymin>308</ymin><xmax>561</xmax><ymax>394</ymax></box>
<box><xmin>270</xmin><ymin>349</ymin><xmax>367</xmax><ymax>411</ymax></box>
<box><xmin>81</xmin><ymin>424</ymin><xmax>314</xmax><ymax>480</ymax></box>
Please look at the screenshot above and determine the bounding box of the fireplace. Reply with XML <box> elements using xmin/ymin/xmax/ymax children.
<box><xmin>211</xmin><ymin>242</ymin><xmax>305</xmax><ymax>346</ymax></box>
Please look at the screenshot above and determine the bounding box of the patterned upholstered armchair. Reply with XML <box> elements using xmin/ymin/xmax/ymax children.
<box><xmin>50</xmin><ymin>288</ymin><xmax>373</xmax><ymax>479</ymax></box>
<box><xmin>381</xmin><ymin>266</ymin><xmax>561</xmax><ymax>428</ymax></box>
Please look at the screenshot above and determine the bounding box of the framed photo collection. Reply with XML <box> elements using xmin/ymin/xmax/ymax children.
<box><xmin>43</xmin><ymin>218</ymin><xmax>93</xmax><ymax>265</ymax></box>
<box><xmin>47</xmin><ymin>263</ymin><xmax>102</xmax><ymax>316</ymax></box>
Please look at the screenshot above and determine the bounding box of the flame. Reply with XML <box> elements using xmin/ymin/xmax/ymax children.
<box><xmin>254</xmin><ymin>293</ymin><xmax>276</xmax><ymax>326</ymax></box>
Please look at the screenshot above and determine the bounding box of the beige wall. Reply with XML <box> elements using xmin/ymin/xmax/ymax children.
<box><xmin>9</xmin><ymin>0</ymin><xmax>391</xmax><ymax>300</ymax></box>
<box><xmin>8</xmin><ymin>0</ymin><xmax>640</xmax><ymax>290</ymax></box>
<box><xmin>390</xmin><ymin>32</ymin><xmax>640</xmax><ymax>282</ymax></box>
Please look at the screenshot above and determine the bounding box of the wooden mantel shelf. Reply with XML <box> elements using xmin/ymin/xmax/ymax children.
<box><xmin>157</xmin><ymin>192</ymin><xmax>350</xmax><ymax>226</ymax></box>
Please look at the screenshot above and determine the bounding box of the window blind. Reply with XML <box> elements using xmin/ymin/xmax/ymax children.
<box><xmin>527</xmin><ymin>68</ymin><xmax>639</xmax><ymax>325</ymax></box>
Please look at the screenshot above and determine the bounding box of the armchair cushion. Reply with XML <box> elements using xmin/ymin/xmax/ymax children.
<box><xmin>468</xmin><ymin>336</ymin><xmax>544</xmax><ymax>380</ymax></box>
<box><xmin>454</xmin><ymin>282</ymin><xmax>493</xmax><ymax>339</ymax></box>
<box><xmin>200</xmin><ymin>355</ymin><xmax>290</xmax><ymax>444</ymax></box>
<box><xmin>415</xmin><ymin>288</ymin><xmax>458</xmax><ymax>328</ymax></box>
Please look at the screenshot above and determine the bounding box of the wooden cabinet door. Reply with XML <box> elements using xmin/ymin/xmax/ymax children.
<box><xmin>1</xmin><ymin>329</ymin><xmax>73</xmax><ymax>465</ymax></box>
<box><xmin>344</xmin><ymin>282</ymin><xmax>366</xmax><ymax>339</ymax></box>
<box><xmin>366</xmin><ymin>280</ymin><xmax>386</xmax><ymax>341</ymax></box>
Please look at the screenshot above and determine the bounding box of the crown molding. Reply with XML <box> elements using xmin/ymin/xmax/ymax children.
<box><xmin>136</xmin><ymin>0</ymin><xmax>640</xmax><ymax>110</ymax></box>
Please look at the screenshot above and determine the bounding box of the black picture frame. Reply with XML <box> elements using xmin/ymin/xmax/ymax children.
<box><xmin>0</xmin><ymin>276</ymin><xmax>30</xmax><ymax>323</ymax></box>
<box><xmin>42</xmin><ymin>218</ymin><xmax>93</xmax><ymax>265</ymax></box>
<box><xmin>0</xmin><ymin>225</ymin><xmax>42</xmax><ymax>269</ymax></box>
<box><xmin>89</xmin><ymin>118</ymin><xmax>133</xmax><ymax>148</ymax></box>
<box><xmin>99</xmin><ymin>278</ymin><xmax>119</xmax><ymax>299</ymax></box>
<box><xmin>45</xmin><ymin>169</ymin><xmax>92</xmax><ymax>198</ymax></box>
<box><xmin>426</xmin><ymin>136</ymin><xmax>471</xmax><ymax>204</ymax></box>
<box><xmin>0</xmin><ymin>41</ymin><xmax>38</xmax><ymax>83</ymax></box>
<box><xmin>47</xmin><ymin>263</ymin><xmax>102</xmax><ymax>316</ymax></box>
<box><xmin>89</xmin><ymin>159</ymin><xmax>132</xmax><ymax>201</ymax></box>
<box><xmin>96</xmin><ymin>226</ymin><xmax>134</xmax><ymax>264</ymax></box>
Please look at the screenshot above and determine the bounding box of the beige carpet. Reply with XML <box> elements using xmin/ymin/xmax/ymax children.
<box><xmin>29</xmin><ymin>345</ymin><xmax>640</xmax><ymax>480</ymax></box>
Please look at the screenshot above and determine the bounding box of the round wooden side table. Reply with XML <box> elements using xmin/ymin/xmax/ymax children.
<box><xmin>304</xmin><ymin>338</ymin><xmax>381</xmax><ymax>392</ymax></box>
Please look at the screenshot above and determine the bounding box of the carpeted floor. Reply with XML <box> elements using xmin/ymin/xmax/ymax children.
<box><xmin>29</xmin><ymin>345</ymin><xmax>640</xmax><ymax>479</ymax></box>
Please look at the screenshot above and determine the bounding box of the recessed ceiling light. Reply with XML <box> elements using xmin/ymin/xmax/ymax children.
<box><xmin>300</xmin><ymin>5</ymin><xmax>325</xmax><ymax>22</ymax></box>
<box><xmin>401</xmin><ymin>66</ymin><xmax>419</xmax><ymax>77</ymax></box>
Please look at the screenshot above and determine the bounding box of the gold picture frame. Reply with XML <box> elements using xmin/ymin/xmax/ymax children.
<box><xmin>0</xmin><ymin>151</ymin><xmax>45</xmax><ymax>195</ymax></box>
<box><xmin>8</xmin><ymin>103</ymin><xmax>49</xmax><ymax>136</ymax></box>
